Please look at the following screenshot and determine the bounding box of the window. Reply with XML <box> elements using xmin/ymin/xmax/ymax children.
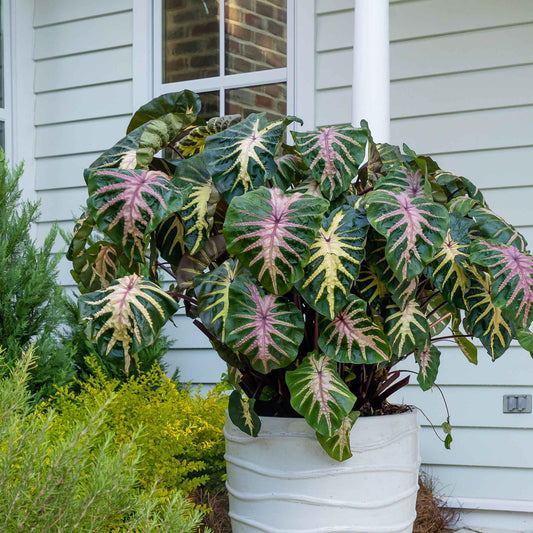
<box><xmin>0</xmin><ymin>0</ymin><xmax>8</xmax><ymax>151</ymax></box>
<box><xmin>154</xmin><ymin>0</ymin><xmax>292</xmax><ymax>121</ymax></box>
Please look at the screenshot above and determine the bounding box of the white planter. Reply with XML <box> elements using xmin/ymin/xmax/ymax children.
<box><xmin>224</xmin><ymin>410</ymin><xmax>420</xmax><ymax>533</ymax></box>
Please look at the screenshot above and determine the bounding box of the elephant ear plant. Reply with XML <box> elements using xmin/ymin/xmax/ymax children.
<box><xmin>69</xmin><ymin>91</ymin><xmax>533</xmax><ymax>460</ymax></box>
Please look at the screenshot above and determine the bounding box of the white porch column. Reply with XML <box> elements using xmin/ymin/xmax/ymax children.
<box><xmin>352</xmin><ymin>0</ymin><xmax>390</xmax><ymax>142</ymax></box>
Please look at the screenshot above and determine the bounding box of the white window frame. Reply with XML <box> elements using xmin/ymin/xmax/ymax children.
<box><xmin>133</xmin><ymin>0</ymin><xmax>315</xmax><ymax>130</ymax></box>
<box><xmin>0</xmin><ymin>0</ymin><xmax>13</xmax><ymax>159</ymax></box>
<box><xmin>152</xmin><ymin>0</ymin><xmax>295</xmax><ymax>117</ymax></box>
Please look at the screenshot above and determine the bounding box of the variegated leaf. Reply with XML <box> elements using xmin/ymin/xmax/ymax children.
<box><xmin>465</xmin><ymin>270</ymin><xmax>515</xmax><ymax>360</ymax></box>
<box><xmin>204</xmin><ymin>114</ymin><xmax>299</xmax><ymax>202</ymax></box>
<box><xmin>355</xmin><ymin>261</ymin><xmax>390</xmax><ymax>306</ymax></box>
<box><xmin>448</xmin><ymin>196</ymin><xmax>478</xmax><ymax>217</ymax></box>
<box><xmin>137</xmin><ymin>113</ymin><xmax>196</xmax><ymax>168</ymax></box>
<box><xmin>174</xmin><ymin>156</ymin><xmax>220</xmax><ymax>254</ymax></box>
<box><xmin>156</xmin><ymin>213</ymin><xmax>186</xmax><ymax>265</ymax></box>
<box><xmin>86</xmin><ymin>168</ymin><xmax>184</xmax><ymax>268</ymax></box>
<box><xmin>316</xmin><ymin>411</ymin><xmax>360</xmax><ymax>461</ymax></box>
<box><xmin>385</xmin><ymin>301</ymin><xmax>430</xmax><ymax>356</ymax></box>
<box><xmin>89</xmin><ymin>128</ymin><xmax>144</xmax><ymax>171</ymax></box>
<box><xmin>175</xmin><ymin>234</ymin><xmax>227</xmax><ymax>290</ymax></box>
<box><xmin>297</xmin><ymin>206</ymin><xmax>368</xmax><ymax>319</ymax></box>
<box><xmin>415</xmin><ymin>343</ymin><xmax>441</xmax><ymax>391</ymax></box>
<box><xmin>391</xmin><ymin>277</ymin><xmax>418</xmax><ymax>308</ymax></box>
<box><xmin>274</xmin><ymin>152</ymin><xmax>306</xmax><ymax>190</ymax></box>
<box><xmin>228</xmin><ymin>390</ymin><xmax>261</xmax><ymax>437</ymax></box>
<box><xmin>365</xmin><ymin>189</ymin><xmax>449</xmax><ymax>279</ymax></box>
<box><xmin>470</xmin><ymin>239</ymin><xmax>533</xmax><ymax>329</ymax></box>
<box><xmin>291</xmin><ymin>177</ymin><xmax>324</xmax><ymax>198</ymax></box>
<box><xmin>423</xmin><ymin>291</ymin><xmax>454</xmax><ymax>337</ymax></box>
<box><xmin>470</xmin><ymin>205</ymin><xmax>528</xmax><ymax>251</ymax></box>
<box><xmin>225</xmin><ymin>278</ymin><xmax>304</xmax><ymax>373</ymax></box>
<box><xmin>293</xmin><ymin>126</ymin><xmax>367</xmax><ymax>201</ymax></box>
<box><xmin>223</xmin><ymin>187</ymin><xmax>329</xmax><ymax>295</ymax></box>
<box><xmin>285</xmin><ymin>351</ymin><xmax>356</xmax><ymax>437</ymax></box>
<box><xmin>194</xmin><ymin>258</ymin><xmax>245</xmax><ymax>342</ymax></box>
<box><xmin>364</xmin><ymin>228</ymin><xmax>397</xmax><ymax>290</ymax></box>
<box><xmin>79</xmin><ymin>274</ymin><xmax>178</xmax><ymax>373</ymax></box>
<box><xmin>375</xmin><ymin>166</ymin><xmax>427</xmax><ymax>199</ymax></box>
<box><xmin>127</xmin><ymin>90</ymin><xmax>201</xmax><ymax>133</ymax></box>
<box><xmin>424</xmin><ymin>214</ymin><xmax>472</xmax><ymax>309</ymax></box>
<box><xmin>67</xmin><ymin>211</ymin><xmax>101</xmax><ymax>293</ymax></box>
<box><xmin>175</xmin><ymin>114</ymin><xmax>241</xmax><ymax>157</ymax></box>
<box><xmin>319</xmin><ymin>296</ymin><xmax>391</xmax><ymax>364</ymax></box>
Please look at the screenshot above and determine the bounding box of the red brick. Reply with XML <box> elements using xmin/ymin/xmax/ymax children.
<box><xmin>255</xmin><ymin>94</ymin><xmax>274</xmax><ymax>109</ymax></box>
<box><xmin>192</xmin><ymin>21</ymin><xmax>218</xmax><ymax>36</ymax></box>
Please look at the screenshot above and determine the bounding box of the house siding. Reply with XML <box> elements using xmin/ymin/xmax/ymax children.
<box><xmin>317</xmin><ymin>0</ymin><xmax>533</xmax><ymax>529</ymax></box>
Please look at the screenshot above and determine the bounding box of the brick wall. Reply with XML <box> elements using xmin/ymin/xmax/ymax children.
<box><xmin>163</xmin><ymin>0</ymin><xmax>287</xmax><ymax>120</ymax></box>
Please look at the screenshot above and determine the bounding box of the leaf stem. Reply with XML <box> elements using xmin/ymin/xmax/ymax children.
<box><xmin>167</xmin><ymin>290</ymin><xmax>198</xmax><ymax>305</ymax></box>
<box><xmin>432</xmin><ymin>334</ymin><xmax>473</xmax><ymax>342</ymax></box>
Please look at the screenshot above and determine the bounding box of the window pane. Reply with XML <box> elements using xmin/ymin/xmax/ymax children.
<box><xmin>225</xmin><ymin>83</ymin><xmax>286</xmax><ymax>121</ymax></box>
<box><xmin>163</xmin><ymin>0</ymin><xmax>220</xmax><ymax>83</ymax></box>
<box><xmin>0</xmin><ymin>122</ymin><xmax>4</xmax><ymax>150</ymax></box>
<box><xmin>225</xmin><ymin>0</ymin><xmax>286</xmax><ymax>75</ymax></box>
<box><xmin>198</xmin><ymin>91</ymin><xmax>220</xmax><ymax>119</ymax></box>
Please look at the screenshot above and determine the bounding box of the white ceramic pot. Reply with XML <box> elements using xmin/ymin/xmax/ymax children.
<box><xmin>224</xmin><ymin>410</ymin><xmax>420</xmax><ymax>533</ymax></box>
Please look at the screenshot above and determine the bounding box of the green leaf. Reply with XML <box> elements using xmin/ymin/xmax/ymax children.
<box><xmin>385</xmin><ymin>301</ymin><xmax>430</xmax><ymax>356</ymax></box>
<box><xmin>155</xmin><ymin>213</ymin><xmax>186</xmax><ymax>265</ymax></box>
<box><xmin>470</xmin><ymin>205</ymin><xmax>528</xmax><ymax>251</ymax></box>
<box><xmin>88</xmin><ymin>128</ymin><xmax>144</xmax><ymax>170</ymax></box>
<box><xmin>415</xmin><ymin>343</ymin><xmax>441</xmax><ymax>391</ymax></box>
<box><xmin>204</xmin><ymin>113</ymin><xmax>298</xmax><ymax>202</ymax></box>
<box><xmin>225</xmin><ymin>278</ymin><xmax>304</xmax><ymax>373</ymax></box>
<box><xmin>175</xmin><ymin>114</ymin><xmax>241</xmax><ymax>157</ymax></box>
<box><xmin>127</xmin><ymin>90</ymin><xmax>201</xmax><ymax>134</ymax></box>
<box><xmin>435</xmin><ymin>170</ymin><xmax>486</xmax><ymax>205</ymax></box>
<box><xmin>470</xmin><ymin>239</ymin><xmax>533</xmax><ymax>329</ymax></box>
<box><xmin>517</xmin><ymin>328</ymin><xmax>533</xmax><ymax>353</ymax></box>
<box><xmin>79</xmin><ymin>274</ymin><xmax>178</xmax><ymax>373</ymax></box>
<box><xmin>365</xmin><ymin>188</ymin><xmax>449</xmax><ymax>280</ymax></box>
<box><xmin>194</xmin><ymin>258</ymin><xmax>244</xmax><ymax>343</ymax></box>
<box><xmin>451</xmin><ymin>315</ymin><xmax>478</xmax><ymax>364</ymax></box>
<box><xmin>319</xmin><ymin>296</ymin><xmax>391</xmax><ymax>364</ymax></box>
<box><xmin>285</xmin><ymin>352</ymin><xmax>356</xmax><ymax>437</ymax></box>
<box><xmin>293</xmin><ymin>125</ymin><xmax>367</xmax><ymax>201</ymax></box>
<box><xmin>297</xmin><ymin>206</ymin><xmax>368</xmax><ymax>319</ymax></box>
<box><xmin>86</xmin><ymin>168</ymin><xmax>185</xmax><ymax>269</ymax></box>
<box><xmin>228</xmin><ymin>390</ymin><xmax>261</xmax><ymax>437</ymax></box>
<box><xmin>465</xmin><ymin>270</ymin><xmax>515</xmax><ymax>360</ymax></box>
<box><xmin>316</xmin><ymin>411</ymin><xmax>360</xmax><ymax>461</ymax></box>
<box><xmin>174</xmin><ymin>156</ymin><xmax>221</xmax><ymax>254</ymax></box>
<box><xmin>442</xmin><ymin>417</ymin><xmax>453</xmax><ymax>449</ymax></box>
<box><xmin>223</xmin><ymin>187</ymin><xmax>329</xmax><ymax>295</ymax></box>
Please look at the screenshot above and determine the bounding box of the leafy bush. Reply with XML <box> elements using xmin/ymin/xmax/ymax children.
<box><xmin>0</xmin><ymin>348</ymin><xmax>208</xmax><ymax>533</ymax></box>
<box><xmin>42</xmin><ymin>361</ymin><xmax>228</xmax><ymax>496</ymax></box>
<box><xmin>0</xmin><ymin>151</ymin><xmax>74</xmax><ymax>398</ymax></box>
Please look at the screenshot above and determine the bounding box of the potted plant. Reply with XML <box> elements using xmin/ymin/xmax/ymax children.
<box><xmin>68</xmin><ymin>91</ymin><xmax>533</xmax><ymax>532</ymax></box>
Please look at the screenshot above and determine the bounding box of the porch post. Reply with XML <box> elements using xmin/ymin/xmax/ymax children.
<box><xmin>352</xmin><ymin>0</ymin><xmax>390</xmax><ymax>142</ymax></box>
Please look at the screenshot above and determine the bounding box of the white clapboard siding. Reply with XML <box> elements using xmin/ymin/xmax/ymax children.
<box><xmin>35</xmin><ymin>47</ymin><xmax>132</xmax><ymax>93</ymax></box>
<box><xmin>35</xmin><ymin>152</ymin><xmax>100</xmax><ymax>191</ymax></box>
<box><xmin>34</xmin><ymin>0</ymin><xmax>132</xmax><ymax>27</ymax></box>
<box><xmin>34</xmin><ymin>12</ymin><xmax>133</xmax><ymax>60</ymax></box>
<box><xmin>35</xmin><ymin>81</ymin><xmax>133</xmax><ymax>125</ymax></box>
<box><xmin>316</xmin><ymin>1</ymin><xmax>533</xmax><ymax>529</ymax></box>
<box><xmin>35</xmin><ymin>115</ymin><xmax>131</xmax><ymax>158</ymax></box>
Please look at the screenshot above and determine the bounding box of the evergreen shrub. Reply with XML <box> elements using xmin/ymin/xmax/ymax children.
<box><xmin>0</xmin><ymin>348</ymin><xmax>209</xmax><ymax>533</ymax></box>
<box><xmin>41</xmin><ymin>361</ymin><xmax>228</xmax><ymax>496</ymax></box>
<box><xmin>0</xmin><ymin>150</ymin><xmax>73</xmax><ymax>398</ymax></box>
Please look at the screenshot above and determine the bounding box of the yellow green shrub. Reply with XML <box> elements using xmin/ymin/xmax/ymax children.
<box><xmin>40</xmin><ymin>361</ymin><xmax>228</xmax><ymax>498</ymax></box>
